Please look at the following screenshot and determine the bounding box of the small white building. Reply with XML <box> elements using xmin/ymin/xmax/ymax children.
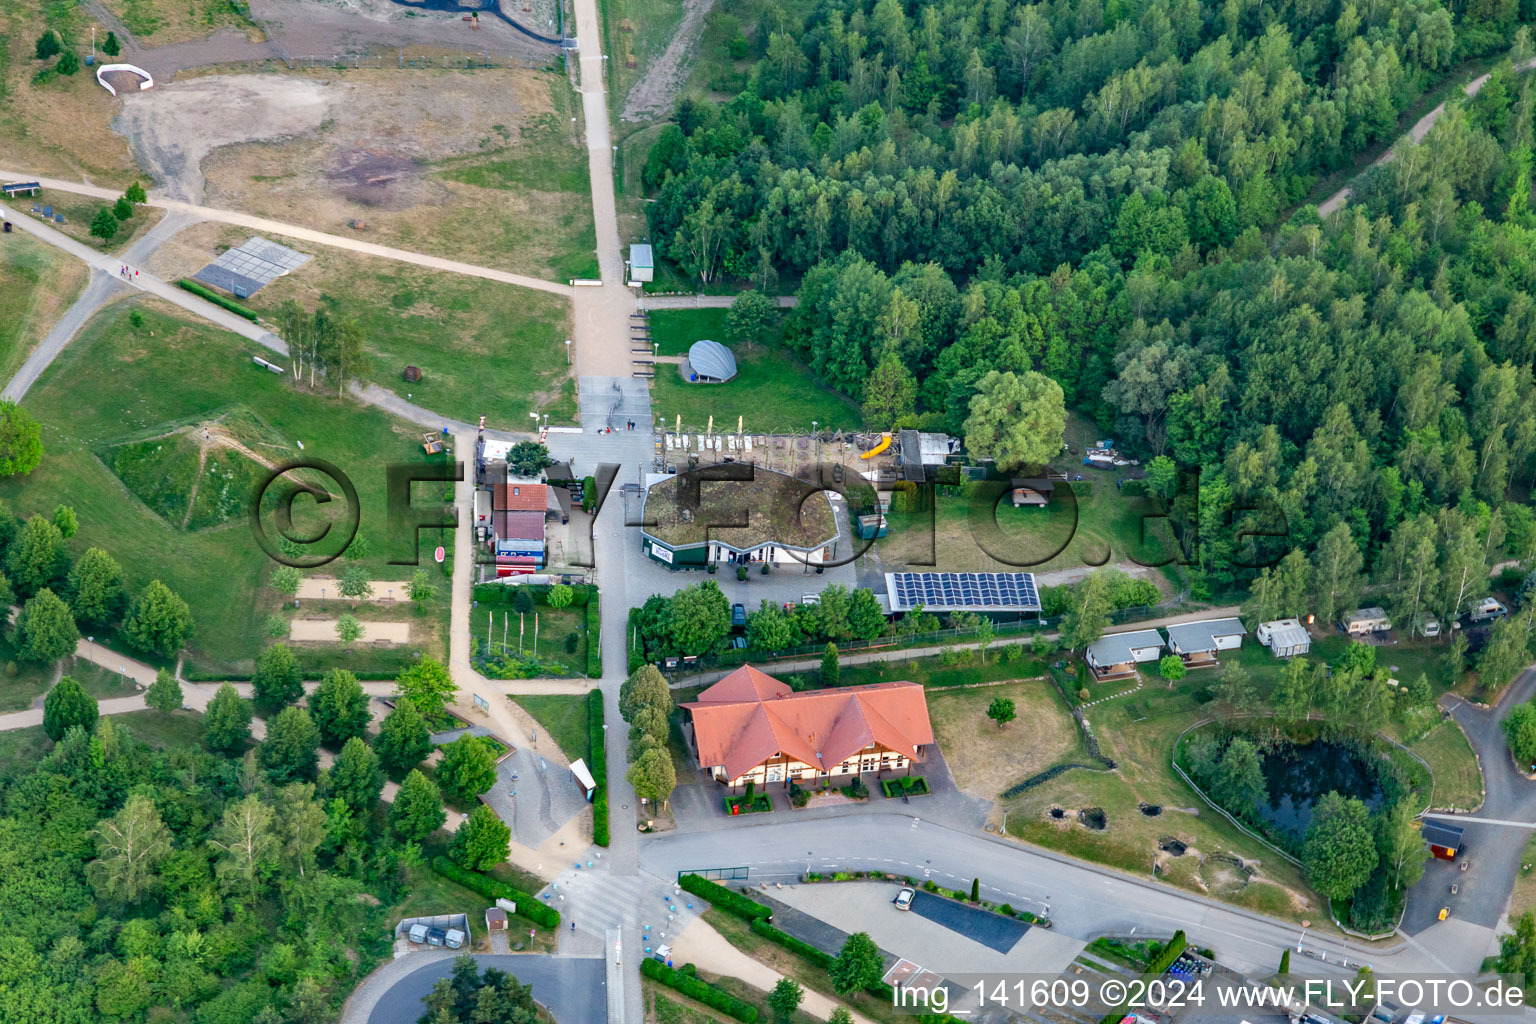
<box><xmin>1085</xmin><ymin>629</ymin><xmax>1165</xmax><ymax>679</ymax></box>
<box><xmin>629</xmin><ymin>243</ymin><xmax>654</xmax><ymax>283</ymax></box>
<box><xmin>1341</xmin><ymin>607</ymin><xmax>1391</xmax><ymax>635</ymax></box>
<box><xmin>1256</xmin><ymin>618</ymin><xmax>1311</xmax><ymax>658</ymax></box>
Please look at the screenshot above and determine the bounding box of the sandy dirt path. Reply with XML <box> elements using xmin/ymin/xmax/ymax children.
<box><xmin>0</xmin><ymin>169</ymin><xmax>572</xmax><ymax>297</ymax></box>
<box><xmin>296</xmin><ymin>577</ymin><xmax>414</xmax><ymax>601</ymax></box>
<box><xmin>289</xmin><ymin>618</ymin><xmax>412</xmax><ymax>642</ymax></box>
<box><xmin>1319</xmin><ymin>57</ymin><xmax>1536</xmax><ymax>217</ymax></box>
<box><xmin>620</xmin><ymin>0</ymin><xmax>714</xmax><ymax>121</ymax></box>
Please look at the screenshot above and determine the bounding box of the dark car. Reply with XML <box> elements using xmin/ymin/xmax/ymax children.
<box><xmin>731</xmin><ymin>603</ymin><xmax>747</xmax><ymax>627</ymax></box>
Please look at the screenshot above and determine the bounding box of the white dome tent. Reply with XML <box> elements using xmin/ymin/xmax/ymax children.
<box><xmin>681</xmin><ymin>339</ymin><xmax>738</xmax><ymax>383</ymax></box>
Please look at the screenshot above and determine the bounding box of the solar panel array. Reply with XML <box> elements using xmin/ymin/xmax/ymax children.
<box><xmin>192</xmin><ymin>236</ymin><xmax>311</xmax><ymax>298</ymax></box>
<box><xmin>887</xmin><ymin>572</ymin><xmax>1040</xmax><ymax>611</ymax></box>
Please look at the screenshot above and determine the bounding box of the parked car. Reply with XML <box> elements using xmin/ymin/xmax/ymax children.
<box><xmin>801</xmin><ymin>594</ymin><xmax>821</xmax><ymax>605</ymax></box>
<box><xmin>731</xmin><ymin>603</ymin><xmax>747</xmax><ymax>627</ymax></box>
<box><xmin>894</xmin><ymin>887</ymin><xmax>915</xmax><ymax>911</ymax></box>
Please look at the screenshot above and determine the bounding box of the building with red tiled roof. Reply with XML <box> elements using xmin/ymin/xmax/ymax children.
<box><xmin>680</xmin><ymin>665</ymin><xmax>933</xmax><ymax>789</ymax></box>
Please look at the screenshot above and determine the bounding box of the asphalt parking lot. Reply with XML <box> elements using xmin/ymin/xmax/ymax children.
<box><xmin>366</xmin><ymin>954</ymin><xmax>604</xmax><ymax>1024</ymax></box>
<box><xmin>909</xmin><ymin>891</ymin><xmax>1029</xmax><ymax>953</ymax></box>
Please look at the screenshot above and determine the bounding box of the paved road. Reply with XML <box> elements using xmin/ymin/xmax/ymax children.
<box><xmin>1319</xmin><ymin>57</ymin><xmax>1536</xmax><ymax>217</ymax></box>
<box><xmin>1421</xmin><ymin>667</ymin><xmax>1536</xmax><ymax>936</ymax></box>
<box><xmin>357</xmin><ymin>953</ymin><xmax>605</xmax><ymax>1024</ymax></box>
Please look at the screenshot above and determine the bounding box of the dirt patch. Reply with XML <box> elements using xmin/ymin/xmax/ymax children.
<box><xmin>1139</xmin><ymin>803</ymin><xmax>1162</xmax><ymax>816</ymax></box>
<box><xmin>621</xmin><ymin>0</ymin><xmax>714</xmax><ymax>121</ymax></box>
<box><xmin>115</xmin><ymin>73</ymin><xmax>335</xmax><ymax>200</ymax></box>
<box><xmin>1158</xmin><ymin>836</ymin><xmax>1186</xmax><ymax>855</ymax></box>
<box><xmin>1049</xmin><ymin>807</ymin><xmax>1065</xmax><ymax>820</ymax></box>
<box><xmin>289</xmin><ymin>618</ymin><xmax>411</xmax><ymax>643</ymax></box>
<box><xmin>329</xmin><ymin>149</ymin><xmax>422</xmax><ymax>207</ymax></box>
<box><xmin>1077</xmin><ymin>807</ymin><xmax>1107</xmax><ymax>830</ymax></box>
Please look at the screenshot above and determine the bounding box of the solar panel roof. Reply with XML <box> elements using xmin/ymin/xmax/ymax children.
<box><xmin>192</xmin><ymin>236</ymin><xmax>310</xmax><ymax>297</ymax></box>
<box><xmin>883</xmin><ymin>572</ymin><xmax>1041</xmax><ymax>612</ymax></box>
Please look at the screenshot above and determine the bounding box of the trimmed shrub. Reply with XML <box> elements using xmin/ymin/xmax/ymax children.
<box><xmin>430</xmin><ymin>856</ymin><xmax>559</xmax><ymax>928</ymax></box>
<box><xmin>587</xmin><ymin>688</ymin><xmax>609</xmax><ymax>846</ymax></box>
<box><xmin>678</xmin><ymin>874</ymin><xmax>770</xmax><ymax>921</ymax></box>
<box><xmin>640</xmin><ymin>958</ymin><xmax>757</xmax><ymax>1022</ymax></box>
<box><xmin>586</xmin><ymin>598</ymin><xmax>601</xmax><ymax>677</ymax></box>
<box><xmin>177</xmin><ymin>279</ymin><xmax>258</xmax><ymax>321</ymax></box>
<box><xmin>750</xmin><ymin>918</ymin><xmax>833</xmax><ymax>968</ymax></box>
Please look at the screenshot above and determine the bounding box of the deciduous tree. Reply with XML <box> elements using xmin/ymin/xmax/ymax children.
<box><xmin>326</xmin><ymin>737</ymin><xmax>384</xmax><ymax>814</ymax></box>
<box><xmin>252</xmin><ymin>643</ymin><xmax>303</xmax><ymax>709</ymax></box>
<box><xmin>146</xmin><ymin>668</ymin><xmax>183</xmax><ymax>713</ymax></box>
<box><xmin>376</xmin><ymin>700</ymin><xmax>432</xmax><ymax>776</ymax></box>
<box><xmin>122</xmin><ymin>580</ymin><xmax>193</xmax><ymax>656</ymax></box>
<box><xmin>389</xmin><ymin>769</ymin><xmax>446</xmax><ymax>842</ymax></box>
<box><xmin>962</xmin><ymin>369</ymin><xmax>1066</xmax><ymax>471</ymax></box>
<box><xmin>449</xmin><ymin>805</ymin><xmax>511</xmax><ymax>871</ymax></box>
<box><xmin>42</xmin><ymin>675</ymin><xmax>96</xmax><ymax>741</ymax></box>
<box><xmin>986</xmin><ymin>696</ymin><xmax>1016</xmax><ymax>728</ymax></box>
<box><xmin>437</xmin><ymin>734</ymin><xmax>497</xmax><ymax>806</ymax></box>
<box><xmin>67</xmin><ymin>547</ymin><xmax>126</xmax><ymax>626</ymax></box>
<box><xmin>204</xmin><ymin>683</ymin><xmax>253</xmax><ymax>754</ymax></box>
<box><xmin>258</xmin><ymin>706</ymin><xmax>321</xmax><ymax>785</ymax></box>
<box><xmin>16</xmin><ymin>588</ymin><xmax>79</xmax><ymax>664</ymax></box>
<box><xmin>395</xmin><ymin>657</ymin><xmax>456</xmax><ymax>720</ymax></box>
<box><xmin>90</xmin><ymin>793</ymin><xmax>172</xmax><ymax>903</ymax></box>
<box><xmin>830</xmin><ymin>931</ymin><xmax>883</xmax><ymax>995</ymax></box>
<box><xmin>208</xmin><ymin>794</ymin><xmax>276</xmax><ymax>897</ymax></box>
<box><xmin>1303</xmin><ymin>792</ymin><xmax>1378</xmax><ymax>902</ymax></box>
<box><xmin>309</xmin><ymin>668</ymin><xmax>370</xmax><ymax>745</ymax></box>
<box><xmin>626</xmin><ymin>745</ymin><xmax>677</xmax><ymax>808</ymax></box>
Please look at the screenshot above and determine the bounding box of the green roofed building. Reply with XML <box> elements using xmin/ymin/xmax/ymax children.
<box><xmin>639</xmin><ymin>465</ymin><xmax>841</xmax><ymax>570</ymax></box>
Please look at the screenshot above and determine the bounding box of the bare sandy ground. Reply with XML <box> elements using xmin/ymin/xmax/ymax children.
<box><xmin>289</xmin><ymin>618</ymin><xmax>412</xmax><ymax>642</ymax></box>
<box><xmin>621</xmin><ymin>0</ymin><xmax>714</xmax><ymax>121</ymax></box>
<box><xmin>296</xmin><ymin>577</ymin><xmax>413</xmax><ymax>600</ymax></box>
<box><xmin>115</xmin><ymin>74</ymin><xmax>335</xmax><ymax>201</ymax></box>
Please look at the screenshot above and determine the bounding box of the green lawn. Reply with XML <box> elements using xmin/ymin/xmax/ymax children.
<box><xmin>0</xmin><ymin>301</ymin><xmax>453</xmax><ymax>678</ymax></box>
<box><xmin>652</xmin><ymin>344</ymin><xmax>860</xmax><ymax>434</ymax></box>
<box><xmin>69</xmin><ymin>661</ymin><xmax>141</xmax><ymax>701</ymax></box>
<box><xmin>0</xmin><ymin>231</ymin><xmax>85</xmax><ymax>383</ymax></box>
<box><xmin>513</xmin><ymin>694</ymin><xmax>589</xmax><ymax>764</ymax></box>
<box><xmin>254</xmin><ymin>254</ymin><xmax>576</xmax><ymax>430</ymax></box>
<box><xmin>116</xmin><ymin>708</ymin><xmax>207</xmax><ymax>749</ymax></box>
<box><xmin>0</xmin><ymin>635</ymin><xmax>56</xmax><ymax>712</ymax></box>
<box><xmin>1409</xmin><ymin>719</ymin><xmax>1483</xmax><ymax>811</ymax></box>
<box><xmin>881</xmin><ymin>478</ymin><xmax>1179</xmax><ymax>574</ymax></box>
<box><xmin>651</xmin><ymin>309</ymin><xmax>728</xmax><ymax>356</ymax></box>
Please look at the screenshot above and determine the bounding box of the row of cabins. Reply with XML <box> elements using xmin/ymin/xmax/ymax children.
<box><xmin>1085</xmin><ymin>617</ymin><xmax>1252</xmax><ymax>679</ymax></box>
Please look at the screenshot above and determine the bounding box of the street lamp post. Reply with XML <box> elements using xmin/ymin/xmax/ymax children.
<box><xmin>565</xmin><ymin>338</ymin><xmax>572</xmax><ymax>365</ymax></box>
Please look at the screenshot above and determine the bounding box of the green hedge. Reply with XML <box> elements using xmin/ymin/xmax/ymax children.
<box><xmin>177</xmin><ymin>279</ymin><xmax>258</xmax><ymax>321</ymax></box>
<box><xmin>749</xmin><ymin>918</ymin><xmax>832</xmax><ymax>968</ymax></box>
<box><xmin>585</xmin><ymin>598</ymin><xmax>601</xmax><ymax>677</ymax></box>
<box><xmin>678</xmin><ymin>874</ymin><xmax>770</xmax><ymax>921</ymax></box>
<box><xmin>430</xmin><ymin>856</ymin><xmax>559</xmax><ymax>928</ymax></box>
<box><xmin>473</xmin><ymin>582</ymin><xmax>595</xmax><ymax>607</ymax></box>
<box><xmin>640</xmin><ymin>958</ymin><xmax>757</xmax><ymax>1023</ymax></box>
<box><xmin>588</xmin><ymin>689</ymin><xmax>609</xmax><ymax>847</ymax></box>
<box><xmin>1097</xmin><ymin>930</ymin><xmax>1185</xmax><ymax>1024</ymax></box>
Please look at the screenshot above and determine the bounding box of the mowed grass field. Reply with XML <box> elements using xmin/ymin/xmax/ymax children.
<box><xmin>647</xmin><ymin>310</ymin><xmax>860</xmax><ymax>433</ymax></box>
<box><xmin>881</xmin><ymin>477</ymin><xmax>1178</xmax><ymax>574</ymax></box>
<box><xmin>0</xmin><ymin>299</ymin><xmax>452</xmax><ymax>677</ymax></box>
<box><xmin>0</xmin><ymin>230</ymin><xmax>86</xmax><ymax>382</ymax></box>
<box><xmin>511</xmin><ymin>693</ymin><xmax>588</xmax><ymax>764</ymax></box>
<box><xmin>250</xmin><ymin>244</ymin><xmax>577</xmax><ymax>429</ymax></box>
<box><xmin>927</xmin><ymin>679</ymin><xmax>1082</xmax><ymax>799</ymax></box>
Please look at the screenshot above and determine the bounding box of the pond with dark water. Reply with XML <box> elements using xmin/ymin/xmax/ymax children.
<box><xmin>1257</xmin><ymin>740</ymin><xmax>1383</xmax><ymax>840</ymax></box>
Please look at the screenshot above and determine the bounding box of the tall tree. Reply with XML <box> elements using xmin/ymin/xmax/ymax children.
<box><xmin>395</xmin><ymin>657</ymin><xmax>456</xmax><ymax>721</ymax></box>
<box><xmin>449</xmin><ymin>805</ymin><xmax>511</xmax><ymax>871</ymax></box>
<box><xmin>1209</xmin><ymin>737</ymin><xmax>1267</xmax><ymax>815</ymax></box>
<box><xmin>626</xmin><ymin>746</ymin><xmax>677</xmax><ymax>808</ymax></box>
<box><xmin>437</xmin><ymin>734</ymin><xmax>498</xmax><ymax>806</ymax></box>
<box><xmin>204</xmin><ymin>683</ymin><xmax>254</xmax><ymax>753</ymax></box>
<box><xmin>1310</xmin><ymin>523</ymin><xmax>1364</xmax><ymax>627</ymax></box>
<box><xmin>67</xmin><ymin>547</ymin><xmax>126</xmax><ymax>626</ymax></box>
<box><xmin>89</xmin><ymin>793</ymin><xmax>172</xmax><ymax>904</ymax></box>
<box><xmin>769</xmin><ymin>978</ymin><xmax>804</xmax><ymax>1022</ymax></box>
<box><xmin>0</xmin><ymin>401</ymin><xmax>41</xmax><ymax>477</ymax></box>
<box><xmin>1303</xmin><ymin>792</ymin><xmax>1378</xmax><ymax>902</ymax></box>
<box><xmin>389</xmin><ymin>769</ymin><xmax>447</xmax><ymax>842</ymax></box>
<box><xmin>6</xmin><ymin>514</ymin><xmax>65</xmax><ymax>596</ymax></box>
<box><xmin>258</xmin><ymin>707</ymin><xmax>321</xmax><ymax>785</ymax></box>
<box><xmin>252</xmin><ymin>644</ymin><xmax>304</xmax><ymax>710</ymax></box>
<box><xmin>376</xmin><ymin>700</ymin><xmax>432</xmax><ymax>776</ymax></box>
<box><xmin>987</xmin><ymin>696</ymin><xmax>1017</xmax><ymax>728</ymax></box>
<box><xmin>619</xmin><ymin>665</ymin><xmax>672</xmax><ymax>722</ymax></box>
<box><xmin>830</xmin><ymin>932</ymin><xmax>883</xmax><ymax>995</ymax></box>
<box><xmin>1061</xmin><ymin>570</ymin><xmax>1113</xmax><ymax>651</ymax></box>
<box><xmin>962</xmin><ymin>370</ymin><xmax>1067</xmax><ymax>471</ymax></box>
<box><xmin>310</xmin><ymin>668</ymin><xmax>371</xmax><ymax>745</ymax></box>
<box><xmin>16</xmin><ymin>588</ymin><xmax>79</xmax><ymax>664</ymax></box>
<box><xmin>208</xmin><ymin>794</ymin><xmax>276</xmax><ymax>898</ymax></box>
<box><xmin>122</xmin><ymin>580</ymin><xmax>193</xmax><ymax>657</ymax></box>
<box><xmin>326</xmin><ymin>737</ymin><xmax>384</xmax><ymax>815</ymax></box>
<box><xmin>145</xmin><ymin>668</ymin><xmax>183</xmax><ymax>714</ymax></box>
<box><xmin>42</xmin><ymin>675</ymin><xmax>97</xmax><ymax>741</ymax></box>
<box><xmin>820</xmin><ymin>642</ymin><xmax>841</xmax><ymax>687</ymax></box>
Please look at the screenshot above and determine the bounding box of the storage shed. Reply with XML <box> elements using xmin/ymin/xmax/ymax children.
<box><xmin>1421</xmin><ymin>819</ymin><xmax>1464</xmax><ymax>860</ymax></box>
<box><xmin>485</xmin><ymin>907</ymin><xmax>508</xmax><ymax>932</ymax></box>
<box><xmin>1256</xmin><ymin>619</ymin><xmax>1311</xmax><ymax>658</ymax></box>
<box><xmin>570</xmin><ymin>758</ymin><xmax>597</xmax><ymax>801</ymax></box>
<box><xmin>629</xmin><ymin>243</ymin><xmax>654</xmax><ymax>283</ymax></box>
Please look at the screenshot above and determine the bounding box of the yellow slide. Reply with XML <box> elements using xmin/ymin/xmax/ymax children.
<box><xmin>861</xmin><ymin>432</ymin><xmax>893</xmax><ymax>459</ymax></box>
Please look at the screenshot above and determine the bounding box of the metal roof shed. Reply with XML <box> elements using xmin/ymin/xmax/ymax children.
<box><xmin>629</xmin><ymin>243</ymin><xmax>654</xmax><ymax>283</ymax></box>
<box><xmin>1164</xmin><ymin>618</ymin><xmax>1246</xmax><ymax>654</ymax></box>
<box><xmin>570</xmin><ymin>758</ymin><xmax>597</xmax><ymax>800</ymax></box>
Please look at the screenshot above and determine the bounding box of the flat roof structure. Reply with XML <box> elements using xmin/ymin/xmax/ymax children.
<box><xmin>192</xmin><ymin>236</ymin><xmax>311</xmax><ymax>298</ymax></box>
<box><xmin>883</xmin><ymin>572</ymin><xmax>1041</xmax><ymax>614</ymax></box>
<box><xmin>1164</xmin><ymin>617</ymin><xmax>1246</xmax><ymax>653</ymax></box>
<box><xmin>640</xmin><ymin>465</ymin><xmax>837</xmax><ymax>552</ymax></box>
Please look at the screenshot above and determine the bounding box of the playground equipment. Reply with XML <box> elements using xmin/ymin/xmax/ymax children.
<box><xmin>861</xmin><ymin>432</ymin><xmax>893</xmax><ymax>459</ymax></box>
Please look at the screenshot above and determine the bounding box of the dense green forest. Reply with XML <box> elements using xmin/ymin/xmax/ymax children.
<box><xmin>644</xmin><ymin>0</ymin><xmax>1536</xmax><ymax>606</ymax></box>
<box><xmin>0</xmin><ymin>716</ymin><xmax>393</xmax><ymax>1023</ymax></box>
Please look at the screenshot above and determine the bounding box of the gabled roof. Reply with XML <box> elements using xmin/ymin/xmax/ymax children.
<box><xmin>1421</xmin><ymin>820</ymin><xmax>1463</xmax><ymax>846</ymax></box>
<box><xmin>1086</xmin><ymin>629</ymin><xmax>1164</xmax><ymax>666</ymax></box>
<box><xmin>495</xmin><ymin>483</ymin><xmax>550</xmax><ymax>512</ymax></box>
<box><xmin>1165</xmin><ymin>617</ymin><xmax>1246</xmax><ymax>653</ymax></box>
<box><xmin>493</xmin><ymin>510</ymin><xmax>545</xmax><ymax>542</ymax></box>
<box><xmin>683</xmin><ymin>672</ymin><xmax>933</xmax><ymax>782</ymax></box>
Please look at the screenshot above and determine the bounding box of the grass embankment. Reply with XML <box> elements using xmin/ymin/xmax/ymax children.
<box><xmin>0</xmin><ymin>300</ymin><xmax>453</xmax><ymax>677</ymax></box>
<box><xmin>0</xmin><ymin>231</ymin><xmax>86</xmax><ymax>381</ymax></box>
<box><xmin>512</xmin><ymin>693</ymin><xmax>589</xmax><ymax>763</ymax></box>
